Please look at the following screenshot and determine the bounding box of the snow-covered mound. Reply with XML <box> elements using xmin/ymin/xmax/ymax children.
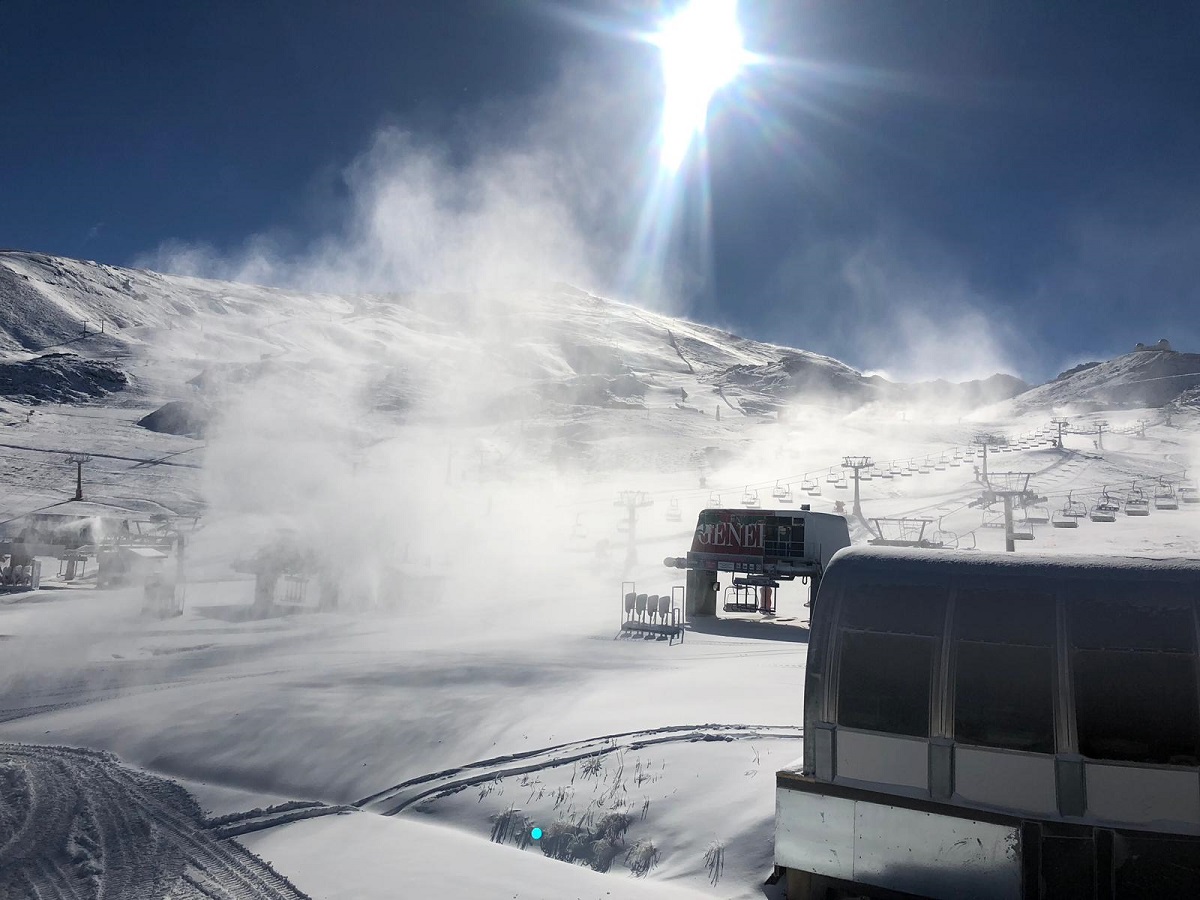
<box><xmin>0</xmin><ymin>742</ymin><xmax>309</xmax><ymax>900</ymax></box>
<box><xmin>138</xmin><ymin>399</ymin><xmax>210</xmax><ymax>436</ymax></box>
<box><xmin>1015</xmin><ymin>349</ymin><xmax>1200</xmax><ymax>411</ymax></box>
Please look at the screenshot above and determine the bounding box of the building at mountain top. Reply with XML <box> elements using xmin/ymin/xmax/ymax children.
<box><xmin>1134</xmin><ymin>338</ymin><xmax>1172</xmax><ymax>351</ymax></box>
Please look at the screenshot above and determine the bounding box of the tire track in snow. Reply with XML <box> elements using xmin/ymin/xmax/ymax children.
<box><xmin>0</xmin><ymin>667</ymin><xmax>293</xmax><ymax>726</ymax></box>
<box><xmin>204</xmin><ymin>803</ymin><xmax>355</xmax><ymax>840</ymax></box>
<box><xmin>355</xmin><ymin>723</ymin><xmax>804</xmax><ymax>817</ymax></box>
<box><xmin>0</xmin><ymin>743</ymin><xmax>310</xmax><ymax>900</ymax></box>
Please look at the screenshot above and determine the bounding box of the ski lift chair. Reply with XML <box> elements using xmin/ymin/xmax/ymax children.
<box><xmin>1181</xmin><ymin>485</ymin><xmax>1200</xmax><ymax>505</ymax></box>
<box><xmin>981</xmin><ymin>509</ymin><xmax>1006</xmax><ymax>529</ymax></box>
<box><xmin>741</xmin><ymin>487</ymin><xmax>761</xmax><ymax>508</ymax></box>
<box><xmin>932</xmin><ymin>518</ymin><xmax>959</xmax><ymax>549</ymax></box>
<box><xmin>805</xmin><ymin>479</ymin><xmax>822</xmax><ymax>497</ymax></box>
<box><xmin>825</xmin><ymin>468</ymin><xmax>839</xmax><ymax>484</ymax></box>
<box><xmin>1025</xmin><ymin>504</ymin><xmax>1051</xmax><ymax>524</ymax></box>
<box><xmin>772</xmin><ymin>481</ymin><xmax>792</xmax><ymax>501</ymax></box>
<box><xmin>723</xmin><ymin>583</ymin><xmax>759</xmax><ymax>613</ymax></box>
<box><xmin>708</xmin><ymin>492</ymin><xmax>721</xmax><ymax>507</ymax></box>
<box><xmin>1052</xmin><ymin>509</ymin><xmax>1079</xmax><ymax>529</ymax></box>
<box><xmin>879</xmin><ymin>467</ymin><xmax>895</xmax><ymax>479</ymax></box>
<box><xmin>643</xmin><ymin>593</ymin><xmax>680</xmax><ymax>641</ymax></box>
<box><xmin>934</xmin><ymin>457</ymin><xmax>947</xmax><ymax>471</ymax></box>
<box><xmin>666</xmin><ymin>498</ymin><xmax>682</xmax><ymax>522</ymax></box>
<box><xmin>1124</xmin><ymin>488</ymin><xmax>1150</xmax><ymax>516</ymax></box>
<box><xmin>1012</xmin><ymin>517</ymin><xmax>1035</xmax><ymax>540</ymax></box>
<box><xmin>900</xmin><ymin>464</ymin><xmax>914</xmax><ymax>476</ymax></box>
<box><xmin>918</xmin><ymin>460</ymin><xmax>931</xmax><ymax>474</ymax></box>
<box><xmin>861</xmin><ymin>467</ymin><xmax>874</xmax><ymax>481</ymax></box>
<box><xmin>644</xmin><ymin>595</ymin><xmax>658</xmax><ymax>626</ymax></box>
<box><xmin>834</xmin><ymin>474</ymin><xmax>849</xmax><ymax>489</ymax></box>
<box><xmin>1090</xmin><ymin>499</ymin><xmax>1117</xmax><ymax>523</ymax></box>
<box><xmin>1155</xmin><ymin>483</ymin><xmax>1179</xmax><ymax>510</ymax></box>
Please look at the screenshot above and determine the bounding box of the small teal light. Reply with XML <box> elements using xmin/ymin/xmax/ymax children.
<box><xmin>531</xmin><ymin>827</ymin><xmax>543</xmax><ymax>841</ymax></box>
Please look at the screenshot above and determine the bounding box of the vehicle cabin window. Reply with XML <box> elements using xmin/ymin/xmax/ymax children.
<box><xmin>1070</xmin><ymin>596</ymin><xmax>1200</xmax><ymax>766</ymax></box>
<box><xmin>953</xmin><ymin>589</ymin><xmax>1056</xmax><ymax>754</ymax></box>
<box><xmin>836</xmin><ymin>584</ymin><xmax>946</xmax><ymax>738</ymax></box>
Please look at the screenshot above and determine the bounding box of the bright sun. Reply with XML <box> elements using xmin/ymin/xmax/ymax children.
<box><xmin>655</xmin><ymin>0</ymin><xmax>747</xmax><ymax>172</ymax></box>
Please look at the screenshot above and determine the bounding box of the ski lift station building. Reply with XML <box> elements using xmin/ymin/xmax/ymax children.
<box><xmin>663</xmin><ymin>508</ymin><xmax>851</xmax><ymax>617</ymax></box>
<box><xmin>777</xmin><ymin>547</ymin><xmax>1200</xmax><ymax>899</ymax></box>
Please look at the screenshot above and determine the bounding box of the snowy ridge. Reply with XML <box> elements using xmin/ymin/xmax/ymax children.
<box><xmin>1013</xmin><ymin>349</ymin><xmax>1200</xmax><ymax>411</ymax></box>
<box><xmin>5</xmin><ymin>250</ymin><xmax>1199</xmax><ymax>420</ymax></box>
<box><xmin>2</xmin><ymin>250</ymin><xmax>1028</xmax><ymax>420</ymax></box>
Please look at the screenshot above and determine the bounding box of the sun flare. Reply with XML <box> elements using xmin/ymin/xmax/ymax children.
<box><xmin>655</xmin><ymin>0</ymin><xmax>747</xmax><ymax>172</ymax></box>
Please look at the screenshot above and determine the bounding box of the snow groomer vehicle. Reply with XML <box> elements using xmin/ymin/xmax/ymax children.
<box><xmin>777</xmin><ymin>547</ymin><xmax>1200</xmax><ymax>898</ymax></box>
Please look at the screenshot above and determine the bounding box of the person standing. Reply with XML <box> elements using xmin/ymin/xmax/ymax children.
<box><xmin>759</xmin><ymin>585</ymin><xmax>774</xmax><ymax>616</ymax></box>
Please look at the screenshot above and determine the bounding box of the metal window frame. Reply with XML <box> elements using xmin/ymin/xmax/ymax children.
<box><xmin>827</xmin><ymin>583</ymin><xmax>949</xmax><ymax>739</ymax></box>
<box><xmin>1065</xmin><ymin>585</ymin><xmax>1200</xmax><ymax>765</ymax></box>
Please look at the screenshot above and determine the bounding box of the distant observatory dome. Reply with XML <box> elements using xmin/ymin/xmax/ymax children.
<box><xmin>1134</xmin><ymin>338</ymin><xmax>1172</xmax><ymax>352</ymax></box>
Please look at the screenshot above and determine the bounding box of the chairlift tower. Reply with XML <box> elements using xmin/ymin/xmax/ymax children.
<box><xmin>66</xmin><ymin>454</ymin><xmax>92</xmax><ymax>501</ymax></box>
<box><xmin>1094</xmin><ymin>420</ymin><xmax>1110</xmax><ymax>451</ymax></box>
<box><xmin>1050</xmin><ymin>417</ymin><xmax>1070</xmax><ymax>450</ymax></box>
<box><xmin>615</xmin><ymin>490</ymin><xmax>654</xmax><ymax>570</ymax></box>
<box><xmin>970</xmin><ymin>472</ymin><xmax>1041</xmax><ymax>552</ymax></box>
<box><xmin>841</xmin><ymin>456</ymin><xmax>873</xmax><ymax>521</ymax></box>
<box><xmin>972</xmin><ymin>434</ymin><xmax>1006</xmax><ymax>485</ymax></box>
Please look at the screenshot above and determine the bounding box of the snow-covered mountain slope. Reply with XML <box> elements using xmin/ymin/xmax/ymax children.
<box><xmin>881</xmin><ymin>372</ymin><xmax>1031</xmax><ymax>408</ymax></box>
<box><xmin>1014</xmin><ymin>349</ymin><xmax>1200</xmax><ymax>411</ymax></box>
<box><xmin>0</xmin><ymin>250</ymin><xmax>1024</xmax><ymax>422</ymax></box>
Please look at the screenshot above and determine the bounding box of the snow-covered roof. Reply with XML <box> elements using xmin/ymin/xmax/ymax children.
<box><xmin>827</xmin><ymin>544</ymin><xmax>1200</xmax><ymax>578</ymax></box>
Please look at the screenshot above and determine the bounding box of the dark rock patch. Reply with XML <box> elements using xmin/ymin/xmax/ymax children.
<box><xmin>0</xmin><ymin>352</ymin><xmax>128</xmax><ymax>403</ymax></box>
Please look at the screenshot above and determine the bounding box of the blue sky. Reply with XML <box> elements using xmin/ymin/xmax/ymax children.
<box><xmin>3</xmin><ymin>1</ymin><xmax>1199</xmax><ymax>382</ymax></box>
